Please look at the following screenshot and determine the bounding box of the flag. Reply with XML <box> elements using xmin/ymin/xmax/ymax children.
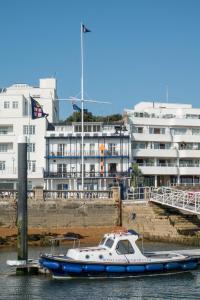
<box><xmin>82</xmin><ymin>24</ymin><xmax>91</xmax><ymax>33</ymax></box>
<box><xmin>72</xmin><ymin>103</ymin><xmax>81</xmax><ymax>112</ymax></box>
<box><xmin>31</xmin><ymin>97</ymin><xmax>49</xmax><ymax>119</ymax></box>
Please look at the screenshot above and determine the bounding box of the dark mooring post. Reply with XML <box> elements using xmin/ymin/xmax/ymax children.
<box><xmin>17</xmin><ymin>136</ymin><xmax>28</xmax><ymax>274</ymax></box>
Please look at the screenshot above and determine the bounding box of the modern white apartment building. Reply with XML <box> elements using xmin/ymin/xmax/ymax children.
<box><xmin>0</xmin><ymin>78</ymin><xmax>58</xmax><ymax>189</ymax></box>
<box><xmin>45</xmin><ymin>122</ymin><xmax>130</xmax><ymax>193</ymax></box>
<box><xmin>125</xmin><ymin>101</ymin><xmax>200</xmax><ymax>187</ymax></box>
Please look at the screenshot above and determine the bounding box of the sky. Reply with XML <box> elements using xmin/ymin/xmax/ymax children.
<box><xmin>0</xmin><ymin>0</ymin><xmax>200</xmax><ymax>120</ymax></box>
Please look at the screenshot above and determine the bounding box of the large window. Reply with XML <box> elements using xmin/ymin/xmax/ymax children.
<box><xmin>27</xmin><ymin>143</ymin><xmax>35</xmax><ymax>152</ymax></box>
<box><xmin>57</xmin><ymin>144</ymin><xmax>65</xmax><ymax>156</ymax></box>
<box><xmin>57</xmin><ymin>164</ymin><xmax>67</xmax><ymax>173</ymax></box>
<box><xmin>0</xmin><ymin>161</ymin><xmax>5</xmax><ymax>170</ymax></box>
<box><xmin>116</xmin><ymin>240</ymin><xmax>135</xmax><ymax>255</ymax></box>
<box><xmin>4</xmin><ymin>101</ymin><xmax>9</xmax><ymax>109</ymax></box>
<box><xmin>23</xmin><ymin>125</ymin><xmax>35</xmax><ymax>135</ymax></box>
<box><xmin>12</xmin><ymin>101</ymin><xmax>18</xmax><ymax>109</ymax></box>
<box><xmin>105</xmin><ymin>238</ymin><xmax>114</xmax><ymax>248</ymax></box>
<box><xmin>132</xmin><ymin>126</ymin><xmax>143</xmax><ymax>133</ymax></box>
<box><xmin>171</xmin><ymin>128</ymin><xmax>187</xmax><ymax>135</ymax></box>
<box><xmin>108</xmin><ymin>143</ymin><xmax>117</xmax><ymax>155</ymax></box>
<box><xmin>28</xmin><ymin>160</ymin><xmax>36</xmax><ymax>172</ymax></box>
<box><xmin>0</xmin><ymin>144</ymin><xmax>8</xmax><ymax>152</ymax></box>
<box><xmin>149</xmin><ymin>127</ymin><xmax>165</xmax><ymax>134</ymax></box>
<box><xmin>192</xmin><ymin>129</ymin><xmax>200</xmax><ymax>135</ymax></box>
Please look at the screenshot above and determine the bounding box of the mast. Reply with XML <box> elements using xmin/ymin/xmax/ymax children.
<box><xmin>80</xmin><ymin>22</ymin><xmax>84</xmax><ymax>190</ymax></box>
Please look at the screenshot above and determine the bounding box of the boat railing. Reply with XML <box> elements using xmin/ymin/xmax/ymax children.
<box><xmin>49</xmin><ymin>237</ymin><xmax>80</xmax><ymax>254</ymax></box>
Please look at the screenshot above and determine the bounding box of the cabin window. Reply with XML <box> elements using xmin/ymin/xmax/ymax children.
<box><xmin>99</xmin><ymin>237</ymin><xmax>106</xmax><ymax>245</ymax></box>
<box><xmin>105</xmin><ymin>238</ymin><xmax>114</xmax><ymax>248</ymax></box>
<box><xmin>116</xmin><ymin>240</ymin><xmax>135</xmax><ymax>255</ymax></box>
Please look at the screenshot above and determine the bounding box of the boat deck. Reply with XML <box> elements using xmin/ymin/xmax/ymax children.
<box><xmin>146</xmin><ymin>249</ymin><xmax>200</xmax><ymax>258</ymax></box>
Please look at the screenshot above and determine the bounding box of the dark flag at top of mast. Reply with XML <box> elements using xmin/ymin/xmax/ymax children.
<box><xmin>82</xmin><ymin>24</ymin><xmax>91</xmax><ymax>33</ymax></box>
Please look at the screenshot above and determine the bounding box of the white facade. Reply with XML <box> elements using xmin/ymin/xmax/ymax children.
<box><xmin>0</xmin><ymin>78</ymin><xmax>58</xmax><ymax>189</ymax></box>
<box><xmin>125</xmin><ymin>101</ymin><xmax>200</xmax><ymax>187</ymax></box>
<box><xmin>45</xmin><ymin>122</ymin><xmax>130</xmax><ymax>192</ymax></box>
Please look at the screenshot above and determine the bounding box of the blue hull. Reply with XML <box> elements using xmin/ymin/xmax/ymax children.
<box><xmin>40</xmin><ymin>256</ymin><xmax>198</xmax><ymax>278</ymax></box>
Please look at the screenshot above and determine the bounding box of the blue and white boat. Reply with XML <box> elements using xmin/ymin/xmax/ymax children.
<box><xmin>40</xmin><ymin>230</ymin><xmax>200</xmax><ymax>279</ymax></box>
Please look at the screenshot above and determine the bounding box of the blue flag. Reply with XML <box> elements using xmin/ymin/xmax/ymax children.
<box><xmin>72</xmin><ymin>103</ymin><xmax>81</xmax><ymax>112</ymax></box>
<box><xmin>82</xmin><ymin>24</ymin><xmax>91</xmax><ymax>33</ymax></box>
<box><xmin>31</xmin><ymin>97</ymin><xmax>49</xmax><ymax>119</ymax></box>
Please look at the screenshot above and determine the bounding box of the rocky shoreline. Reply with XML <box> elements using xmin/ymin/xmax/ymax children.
<box><xmin>0</xmin><ymin>226</ymin><xmax>122</xmax><ymax>248</ymax></box>
<box><xmin>1</xmin><ymin>225</ymin><xmax>200</xmax><ymax>249</ymax></box>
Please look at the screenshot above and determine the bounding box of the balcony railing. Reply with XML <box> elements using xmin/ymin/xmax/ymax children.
<box><xmin>48</xmin><ymin>151</ymin><xmax>129</xmax><ymax>157</ymax></box>
<box><xmin>44</xmin><ymin>171</ymin><xmax>131</xmax><ymax>179</ymax></box>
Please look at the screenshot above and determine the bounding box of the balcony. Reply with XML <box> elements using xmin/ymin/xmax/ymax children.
<box><xmin>179</xmin><ymin>150</ymin><xmax>200</xmax><ymax>158</ymax></box>
<box><xmin>132</xmin><ymin>133</ymin><xmax>172</xmax><ymax>142</ymax></box>
<box><xmin>47</xmin><ymin>151</ymin><xmax>129</xmax><ymax>159</ymax></box>
<box><xmin>139</xmin><ymin>165</ymin><xmax>178</xmax><ymax>175</ymax></box>
<box><xmin>44</xmin><ymin>171</ymin><xmax>131</xmax><ymax>179</ymax></box>
<box><xmin>132</xmin><ymin>149</ymin><xmax>177</xmax><ymax>158</ymax></box>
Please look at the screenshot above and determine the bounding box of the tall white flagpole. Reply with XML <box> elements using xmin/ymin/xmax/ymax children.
<box><xmin>80</xmin><ymin>22</ymin><xmax>84</xmax><ymax>190</ymax></box>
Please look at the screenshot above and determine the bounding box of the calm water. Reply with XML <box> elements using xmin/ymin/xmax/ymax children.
<box><xmin>1</xmin><ymin>242</ymin><xmax>200</xmax><ymax>300</ymax></box>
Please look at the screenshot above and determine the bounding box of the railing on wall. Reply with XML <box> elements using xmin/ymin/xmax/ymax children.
<box><xmin>126</xmin><ymin>186</ymin><xmax>153</xmax><ymax>201</ymax></box>
<box><xmin>43</xmin><ymin>190</ymin><xmax>113</xmax><ymax>200</ymax></box>
<box><xmin>0</xmin><ymin>189</ymin><xmax>35</xmax><ymax>200</ymax></box>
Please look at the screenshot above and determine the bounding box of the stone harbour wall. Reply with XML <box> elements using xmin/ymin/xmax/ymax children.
<box><xmin>0</xmin><ymin>198</ymin><xmax>119</xmax><ymax>229</ymax></box>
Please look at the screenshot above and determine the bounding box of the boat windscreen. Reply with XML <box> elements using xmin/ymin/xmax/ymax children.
<box><xmin>105</xmin><ymin>238</ymin><xmax>114</xmax><ymax>248</ymax></box>
<box><xmin>99</xmin><ymin>237</ymin><xmax>106</xmax><ymax>245</ymax></box>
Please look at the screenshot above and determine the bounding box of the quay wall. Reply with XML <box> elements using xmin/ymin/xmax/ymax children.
<box><xmin>1</xmin><ymin>186</ymin><xmax>200</xmax><ymax>246</ymax></box>
<box><xmin>0</xmin><ymin>198</ymin><xmax>119</xmax><ymax>228</ymax></box>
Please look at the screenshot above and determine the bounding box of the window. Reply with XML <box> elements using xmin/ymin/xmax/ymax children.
<box><xmin>105</xmin><ymin>238</ymin><xmax>114</xmax><ymax>248</ymax></box>
<box><xmin>99</xmin><ymin>237</ymin><xmax>106</xmax><ymax>245</ymax></box>
<box><xmin>28</xmin><ymin>160</ymin><xmax>36</xmax><ymax>172</ymax></box>
<box><xmin>171</xmin><ymin>128</ymin><xmax>187</xmax><ymax>135</ymax></box>
<box><xmin>57</xmin><ymin>164</ymin><xmax>67</xmax><ymax>173</ymax></box>
<box><xmin>57</xmin><ymin>144</ymin><xmax>65</xmax><ymax>156</ymax></box>
<box><xmin>89</xmin><ymin>143</ymin><xmax>95</xmax><ymax>155</ymax></box>
<box><xmin>93</xmin><ymin>125</ymin><xmax>99</xmax><ymax>132</ymax></box>
<box><xmin>132</xmin><ymin>126</ymin><xmax>143</xmax><ymax>133</ymax></box>
<box><xmin>12</xmin><ymin>101</ymin><xmax>18</xmax><ymax>109</ymax></box>
<box><xmin>116</xmin><ymin>240</ymin><xmax>135</xmax><ymax>255</ymax></box>
<box><xmin>149</xmin><ymin>127</ymin><xmax>165</xmax><ymax>134</ymax></box>
<box><xmin>27</xmin><ymin>143</ymin><xmax>35</xmax><ymax>152</ymax></box>
<box><xmin>108</xmin><ymin>143</ymin><xmax>117</xmax><ymax>155</ymax></box>
<box><xmin>0</xmin><ymin>161</ymin><xmax>5</xmax><ymax>170</ymax></box>
<box><xmin>4</xmin><ymin>101</ymin><xmax>9</xmax><ymax>109</ymax></box>
<box><xmin>192</xmin><ymin>129</ymin><xmax>200</xmax><ymax>135</ymax></box>
<box><xmin>74</xmin><ymin>125</ymin><xmax>81</xmax><ymax>132</ymax></box>
<box><xmin>23</xmin><ymin>125</ymin><xmax>35</xmax><ymax>135</ymax></box>
<box><xmin>0</xmin><ymin>144</ymin><xmax>8</xmax><ymax>152</ymax></box>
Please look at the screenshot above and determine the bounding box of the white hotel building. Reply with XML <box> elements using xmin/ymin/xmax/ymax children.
<box><xmin>45</xmin><ymin>122</ymin><xmax>130</xmax><ymax>192</ymax></box>
<box><xmin>125</xmin><ymin>101</ymin><xmax>200</xmax><ymax>187</ymax></box>
<box><xmin>0</xmin><ymin>78</ymin><xmax>58</xmax><ymax>189</ymax></box>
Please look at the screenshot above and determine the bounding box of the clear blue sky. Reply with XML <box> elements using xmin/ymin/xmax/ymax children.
<box><xmin>1</xmin><ymin>0</ymin><xmax>200</xmax><ymax>119</ymax></box>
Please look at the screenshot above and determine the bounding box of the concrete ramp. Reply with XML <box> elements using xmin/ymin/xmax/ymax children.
<box><xmin>150</xmin><ymin>187</ymin><xmax>200</xmax><ymax>215</ymax></box>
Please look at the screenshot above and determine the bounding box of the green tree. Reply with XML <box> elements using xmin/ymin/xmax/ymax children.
<box><xmin>130</xmin><ymin>163</ymin><xmax>143</xmax><ymax>187</ymax></box>
<box><xmin>65</xmin><ymin>110</ymin><xmax>122</xmax><ymax>123</ymax></box>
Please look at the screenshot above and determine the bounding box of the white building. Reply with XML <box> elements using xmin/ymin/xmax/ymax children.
<box><xmin>0</xmin><ymin>78</ymin><xmax>58</xmax><ymax>189</ymax></box>
<box><xmin>125</xmin><ymin>101</ymin><xmax>200</xmax><ymax>187</ymax></box>
<box><xmin>45</xmin><ymin>122</ymin><xmax>130</xmax><ymax>194</ymax></box>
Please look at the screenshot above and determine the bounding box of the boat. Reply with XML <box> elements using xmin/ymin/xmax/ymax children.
<box><xmin>40</xmin><ymin>229</ymin><xmax>200</xmax><ymax>279</ymax></box>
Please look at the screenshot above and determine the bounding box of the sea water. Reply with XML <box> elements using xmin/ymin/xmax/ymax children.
<box><xmin>0</xmin><ymin>242</ymin><xmax>200</xmax><ymax>300</ymax></box>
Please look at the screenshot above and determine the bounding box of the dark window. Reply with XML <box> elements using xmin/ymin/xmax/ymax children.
<box><xmin>100</xmin><ymin>237</ymin><xmax>106</xmax><ymax>245</ymax></box>
<box><xmin>105</xmin><ymin>238</ymin><xmax>114</xmax><ymax>248</ymax></box>
<box><xmin>116</xmin><ymin>240</ymin><xmax>135</xmax><ymax>255</ymax></box>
